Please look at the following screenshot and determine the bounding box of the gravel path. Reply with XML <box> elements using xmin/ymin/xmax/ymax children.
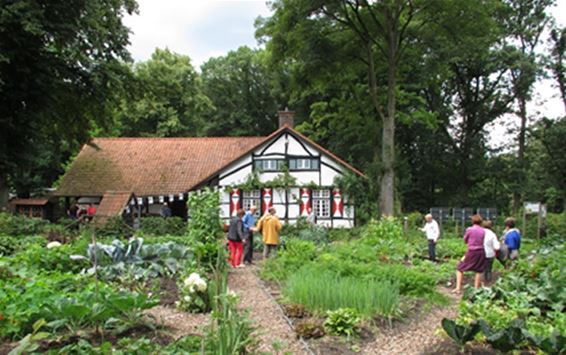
<box><xmin>361</xmin><ymin>287</ymin><xmax>460</xmax><ymax>355</ymax></box>
<box><xmin>228</xmin><ymin>265</ymin><xmax>308</xmax><ymax>354</ymax></box>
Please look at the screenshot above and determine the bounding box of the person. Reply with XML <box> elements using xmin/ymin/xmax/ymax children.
<box><xmin>453</xmin><ymin>214</ymin><xmax>487</xmax><ymax>294</ymax></box>
<box><xmin>242</xmin><ymin>205</ymin><xmax>257</xmax><ymax>265</ymax></box>
<box><xmin>482</xmin><ymin>220</ymin><xmax>500</xmax><ymax>282</ymax></box>
<box><xmin>256</xmin><ymin>207</ymin><xmax>282</xmax><ymax>259</ymax></box>
<box><xmin>502</xmin><ymin>217</ymin><xmax>521</xmax><ymax>261</ymax></box>
<box><xmin>420</xmin><ymin>213</ymin><xmax>440</xmax><ymax>262</ymax></box>
<box><xmin>67</xmin><ymin>203</ymin><xmax>79</xmax><ymax>220</ymax></box>
<box><xmin>160</xmin><ymin>202</ymin><xmax>172</xmax><ymax>218</ymax></box>
<box><xmin>306</xmin><ymin>206</ymin><xmax>316</xmax><ymax>225</ymax></box>
<box><xmin>86</xmin><ymin>203</ymin><xmax>97</xmax><ymax>222</ymax></box>
<box><xmin>227</xmin><ymin>209</ymin><xmax>246</xmax><ymax>268</ymax></box>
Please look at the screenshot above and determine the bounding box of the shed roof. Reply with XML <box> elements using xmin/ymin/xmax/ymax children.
<box><xmin>10</xmin><ymin>198</ymin><xmax>50</xmax><ymax>206</ymax></box>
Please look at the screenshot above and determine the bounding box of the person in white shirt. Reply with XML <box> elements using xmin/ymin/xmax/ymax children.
<box><xmin>420</xmin><ymin>214</ymin><xmax>440</xmax><ymax>262</ymax></box>
<box><xmin>482</xmin><ymin>220</ymin><xmax>500</xmax><ymax>281</ymax></box>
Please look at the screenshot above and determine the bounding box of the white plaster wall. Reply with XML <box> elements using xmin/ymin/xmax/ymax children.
<box><xmin>259</xmin><ymin>135</ymin><xmax>287</xmax><ymax>155</ymax></box>
<box><xmin>291</xmin><ymin>171</ymin><xmax>319</xmax><ymax>185</ymax></box>
<box><xmin>219</xmin><ymin>204</ymin><xmax>230</xmax><ymax>218</ymax></box>
<box><xmin>288</xmin><ymin>203</ymin><xmax>300</xmax><ymax>218</ymax></box>
<box><xmin>287</xmin><ymin>134</ymin><xmax>319</xmax><ymax>156</ymax></box>
<box><xmin>320</xmin><ymin>164</ymin><xmax>342</xmax><ymax>186</ymax></box>
<box><xmin>333</xmin><ymin>219</ymin><xmax>354</xmax><ymax>228</ymax></box>
<box><xmin>219</xmin><ymin>164</ymin><xmax>253</xmax><ymax>186</ymax></box>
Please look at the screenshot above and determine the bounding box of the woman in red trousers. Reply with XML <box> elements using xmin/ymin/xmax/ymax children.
<box><xmin>227</xmin><ymin>209</ymin><xmax>245</xmax><ymax>268</ymax></box>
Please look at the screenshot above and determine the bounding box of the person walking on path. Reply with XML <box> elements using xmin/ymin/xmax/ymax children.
<box><xmin>502</xmin><ymin>217</ymin><xmax>521</xmax><ymax>261</ymax></box>
<box><xmin>227</xmin><ymin>209</ymin><xmax>246</xmax><ymax>268</ymax></box>
<box><xmin>420</xmin><ymin>213</ymin><xmax>440</xmax><ymax>262</ymax></box>
<box><xmin>482</xmin><ymin>220</ymin><xmax>500</xmax><ymax>282</ymax></box>
<box><xmin>256</xmin><ymin>207</ymin><xmax>282</xmax><ymax>259</ymax></box>
<box><xmin>453</xmin><ymin>214</ymin><xmax>488</xmax><ymax>294</ymax></box>
<box><xmin>242</xmin><ymin>205</ymin><xmax>257</xmax><ymax>265</ymax></box>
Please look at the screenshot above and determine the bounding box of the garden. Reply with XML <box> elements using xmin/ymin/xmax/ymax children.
<box><xmin>0</xmin><ymin>190</ymin><xmax>254</xmax><ymax>354</ymax></box>
<box><xmin>1</xmin><ymin>193</ymin><xmax>564</xmax><ymax>354</ymax></box>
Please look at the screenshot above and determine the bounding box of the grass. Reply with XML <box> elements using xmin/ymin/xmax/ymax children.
<box><xmin>284</xmin><ymin>267</ymin><xmax>400</xmax><ymax>318</ymax></box>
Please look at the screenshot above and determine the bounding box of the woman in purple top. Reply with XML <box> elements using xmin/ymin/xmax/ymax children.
<box><xmin>453</xmin><ymin>214</ymin><xmax>488</xmax><ymax>294</ymax></box>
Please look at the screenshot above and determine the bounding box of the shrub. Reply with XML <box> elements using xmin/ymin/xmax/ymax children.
<box><xmin>0</xmin><ymin>235</ymin><xmax>46</xmax><ymax>256</ymax></box>
<box><xmin>187</xmin><ymin>189</ymin><xmax>223</xmax><ymax>266</ymax></box>
<box><xmin>324</xmin><ymin>308</ymin><xmax>360</xmax><ymax>337</ymax></box>
<box><xmin>362</xmin><ymin>217</ymin><xmax>404</xmax><ymax>242</ymax></box>
<box><xmin>0</xmin><ymin>213</ymin><xmax>49</xmax><ymax>236</ymax></box>
<box><xmin>284</xmin><ymin>268</ymin><xmax>400</xmax><ymax>318</ymax></box>
<box><xmin>140</xmin><ymin>216</ymin><xmax>185</xmax><ymax>236</ymax></box>
<box><xmin>95</xmin><ymin>215</ymin><xmax>134</xmax><ymax>238</ymax></box>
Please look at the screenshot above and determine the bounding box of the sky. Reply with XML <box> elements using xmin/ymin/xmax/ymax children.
<box><xmin>123</xmin><ymin>0</ymin><xmax>566</xmax><ymax>149</ymax></box>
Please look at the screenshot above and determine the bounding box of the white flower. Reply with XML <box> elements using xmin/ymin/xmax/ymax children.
<box><xmin>183</xmin><ymin>295</ymin><xmax>191</xmax><ymax>302</ymax></box>
<box><xmin>46</xmin><ymin>241</ymin><xmax>62</xmax><ymax>249</ymax></box>
<box><xmin>195</xmin><ymin>279</ymin><xmax>207</xmax><ymax>292</ymax></box>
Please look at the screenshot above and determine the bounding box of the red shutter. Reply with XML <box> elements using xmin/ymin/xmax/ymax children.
<box><xmin>332</xmin><ymin>189</ymin><xmax>343</xmax><ymax>218</ymax></box>
<box><xmin>262</xmin><ymin>188</ymin><xmax>273</xmax><ymax>213</ymax></box>
<box><xmin>229</xmin><ymin>188</ymin><xmax>241</xmax><ymax>217</ymax></box>
<box><xmin>300</xmin><ymin>188</ymin><xmax>311</xmax><ymax>216</ymax></box>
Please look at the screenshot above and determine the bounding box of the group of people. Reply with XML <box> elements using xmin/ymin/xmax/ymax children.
<box><xmin>67</xmin><ymin>202</ymin><xmax>97</xmax><ymax>222</ymax></box>
<box><xmin>421</xmin><ymin>213</ymin><xmax>522</xmax><ymax>293</ymax></box>
<box><xmin>226</xmin><ymin>206</ymin><xmax>282</xmax><ymax>268</ymax></box>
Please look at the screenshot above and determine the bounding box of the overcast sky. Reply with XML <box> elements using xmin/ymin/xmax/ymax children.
<box><xmin>123</xmin><ymin>0</ymin><xmax>566</xmax><ymax>148</ymax></box>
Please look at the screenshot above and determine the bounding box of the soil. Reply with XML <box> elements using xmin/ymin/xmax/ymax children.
<box><xmin>158</xmin><ymin>277</ymin><xmax>179</xmax><ymax>306</ymax></box>
<box><xmin>0</xmin><ymin>342</ymin><xmax>15</xmax><ymax>355</ymax></box>
<box><xmin>144</xmin><ymin>305</ymin><xmax>210</xmax><ymax>340</ymax></box>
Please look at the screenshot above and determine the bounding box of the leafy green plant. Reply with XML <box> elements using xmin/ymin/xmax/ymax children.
<box><xmin>8</xmin><ymin>319</ymin><xmax>50</xmax><ymax>355</ymax></box>
<box><xmin>295</xmin><ymin>318</ymin><xmax>325</xmax><ymax>339</ymax></box>
<box><xmin>177</xmin><ymin>271</ymin><xmax>211</xmax><ymax>313</ymax></box>
<box><xmin>441</xmin><ymin>318</ymin><xmax>481</xmax><ymax>349</ymax></box>
<box><xmin>187</xmin><ymin>188</ymin><xmax>223</xmax><ymax>266</ymax></box>
<box><xmin>324</xmin><ymin>308</ymin><xmax>360</xmax><ymax>337</ymax></box>
<box><xmin>140</xmin><ymin>216</ymin><xmax>186</xmax><ymax>236</ymax></box>
<box><xmin>285</xmin><ymin>268</ymin><xmax>400</xmax><ymax>318</ymax></box>
<box><xmin>0</xmin><ymin>213</ymin><xmax>49</xmax><ymax>236</ymax></box>
<box><xmin>479</xmin><ymin>319</ymin><xmax>526</xmax><ymax>353</ymax></box>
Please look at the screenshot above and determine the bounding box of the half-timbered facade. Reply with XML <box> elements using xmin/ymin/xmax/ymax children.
<box><xmin>55</xmin><ymin>111</ymin><xmax>364</xmax><ymax>228</ymax></box>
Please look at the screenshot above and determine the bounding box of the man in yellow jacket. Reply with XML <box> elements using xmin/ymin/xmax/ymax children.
<box><xmin>256</xmin><ymin>207</ymin><xmax>282</xmax><ymax>258</ymax></box>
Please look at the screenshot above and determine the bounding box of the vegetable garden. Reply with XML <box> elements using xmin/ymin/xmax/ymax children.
<box><xmin>0</xmin><ymin>198</ymin><xmax>564</xmax><ymax>354</ymax></box>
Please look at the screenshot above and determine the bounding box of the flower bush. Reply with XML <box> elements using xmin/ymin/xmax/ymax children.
<box><xmin>177</xmin><ymin>272</ymin><xmax>210</xmax><ymax>313</ymax></box>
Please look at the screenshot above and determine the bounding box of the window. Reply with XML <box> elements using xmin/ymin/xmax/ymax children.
<box><xmin>242</xmin><ymin>190</ymin><xmax>261</xmax><ymax>215</ymax></box>
<box><xmin>289</xmin><ymin>158</ymin><xmax>319</xmax><ymax>171</ymax></box>
<box><xmin>312</xmin><ymin>189</ymin><xmax>330</xmax><ymax>218</ymax></box>
<box><xmin>254</xmin><ymin>159</ymin><xmax>285</xmax><ymax>171</ymax></box>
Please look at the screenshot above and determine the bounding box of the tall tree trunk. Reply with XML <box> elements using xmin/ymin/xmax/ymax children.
<box><xmin>379</xmin><ymin>24</ymin><xmax>397</xmax><ymax>217</ymax></box>
<box><xmin>0</xmin><ymin>173</ymin><xmax>9</xmax><ymax>212</ymax></box>
<box><xmin>512</xmin><ymin>97</ymin><xmax>528</xmax><ymax>215</ymax></box>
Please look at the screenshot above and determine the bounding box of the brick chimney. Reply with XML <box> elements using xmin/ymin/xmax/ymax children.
<box><xmin>278</xmin><ymin>108</ymin><xmax>295</xmax><ymax>128</ymax></box>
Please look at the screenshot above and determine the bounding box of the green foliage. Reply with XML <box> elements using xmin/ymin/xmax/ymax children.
<box><xmin>201</xmin><ymin>46</ymin><xmax>279</xmax><ymax>136</ymax></box>
<box><xmin>71</xmin><ymin>237</ymin><xmax>194</xmax><ymax>281</ymax></box>
<box><xmin>95</xmin><ymin>215</ymin><xmax>134</xmax><ymax>238</ymax></box>
<box><xmin>0</xmin><ymin>213</ymin><xmax>49</xmax><ymax>236</ymax></box>
<box><xmin>187</xmin><ymin>189</ymin><xmax>222</xmax><ymax>266</ymax></box>
<box><xmin>295</xmin><ymin>318</ymin><xmax>325</xmax><ymax>339</ymax></box>
<box><xmin>441</xmin><ymin>318</ymin><xmax>481</xmax><ymax>348</ymax></box>
<box><xmin>0</xmin><ymin>235</ymin><xmax>46</xmax><ymax>256</ymax></box>
<box><xmin>260</xmin><ymin>239</ymin><xmax>318</xmax><ymax>281</ymax></box>
<box><xmin>285</xmin><ymin>268</ymin><xmax>400</xmax><ymax>318</ymax></box>
<box><xmin>7</xmin><ymin>319</ymin><xmax>50</xmax><ymax>355</ymax></box>
<box><xmin>324</xmin><ymin>308</ymin><xmax>360</xmax><ymax>337</ymax></box>
<box><xmin>139</xmin><ymin>216</ymin><xmax>185</xmax><ymax>236</ymax></box>
<box><xmin>115</xmin><ymin>48</ymin><xmax>212</xmax><ymax>137</ymax></box>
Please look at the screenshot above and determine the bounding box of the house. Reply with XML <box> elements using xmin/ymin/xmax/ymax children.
<box><xmin>54</xmin><ymin>111</ymin><xmax>364</xmax><ymax>227</ymax></box>
<box><xmin>10</xmin><ymin>198</ymin><xmax>54</xmax><ymax>220</ymax></box>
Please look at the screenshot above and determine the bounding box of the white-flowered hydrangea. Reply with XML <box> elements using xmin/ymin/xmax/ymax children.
<box><xmin>46</xmin><ymin>241</ymin><xmax>62</xmax><ymax>249</ymax></box>
<box><xmin>183</xmin><ymin>272</ymin><xmax>207</xmax><ymax>293</ymax></box>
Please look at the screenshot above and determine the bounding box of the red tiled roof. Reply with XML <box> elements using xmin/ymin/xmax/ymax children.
<box><xmin>10</xmin><ymin>198</ymin><xmax>50</xmax><ymax>206</ymax></box>
<box><xmin>55</xmin><ymin>137</ymin><xmax>265</xmax><ymax>197</ymax></box>
<box><xmin>95</xmin><ymin>191</ymin><xmax>134</xmax><ymax>218</ymax></box>
<box><xmin>55</xmin><ymin>128</ymin><xmax>365</xmax><ymax>198</ymax></box>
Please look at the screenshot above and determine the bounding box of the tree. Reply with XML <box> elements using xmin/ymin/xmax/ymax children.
<box><xmin>0</xmin><ymin>0</ymin><xmax>137</xmax><ymax>202</ymax></box>
<box><xmin>549</xmin><ymin>26</ymin><xmax>566</xmax><ymax>113</ymax></box>
<box><xmin>258</xmin><ymin>0</ymin><xmax>430</xmax><ymax>216</ymax></box>
<box><xmin>200</xmin><ymin>47</ymin><xmax>281</xmax><ymax>136</ymax></box>
<box><xmin>504</xmin><ymin>0</ymin><xmax>555</xmax><ymax>214</ymax></box>
<box><xmin>115</xmin><ymin>48</ymin><xmax>211</xmax><ymax>137</ymax></box>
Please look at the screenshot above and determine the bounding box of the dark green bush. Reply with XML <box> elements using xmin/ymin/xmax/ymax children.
<box><xmin>140</xmin><ymin>216</ymin><xmax>185</xmax><ymax>236</ymax></box>
<box><xmin>95</xmin><ymin>215</ymin><xmax>134</xmax><ymax>238</ymax></box>
<box><xmin>0</xmin><ymin>212</ymin><xmax>49</xmax><ymax>236</ymax></box>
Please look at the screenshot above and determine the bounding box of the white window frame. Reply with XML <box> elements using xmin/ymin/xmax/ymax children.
<box><xmin>242</xmin><ymin>190</ymin><xmax>261</xmax><ymax>216</ymax></box>
<box><xmin>312</xmin><ymin>189</ymin><xmax>331</xmax><ymax>218</ymax></box>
